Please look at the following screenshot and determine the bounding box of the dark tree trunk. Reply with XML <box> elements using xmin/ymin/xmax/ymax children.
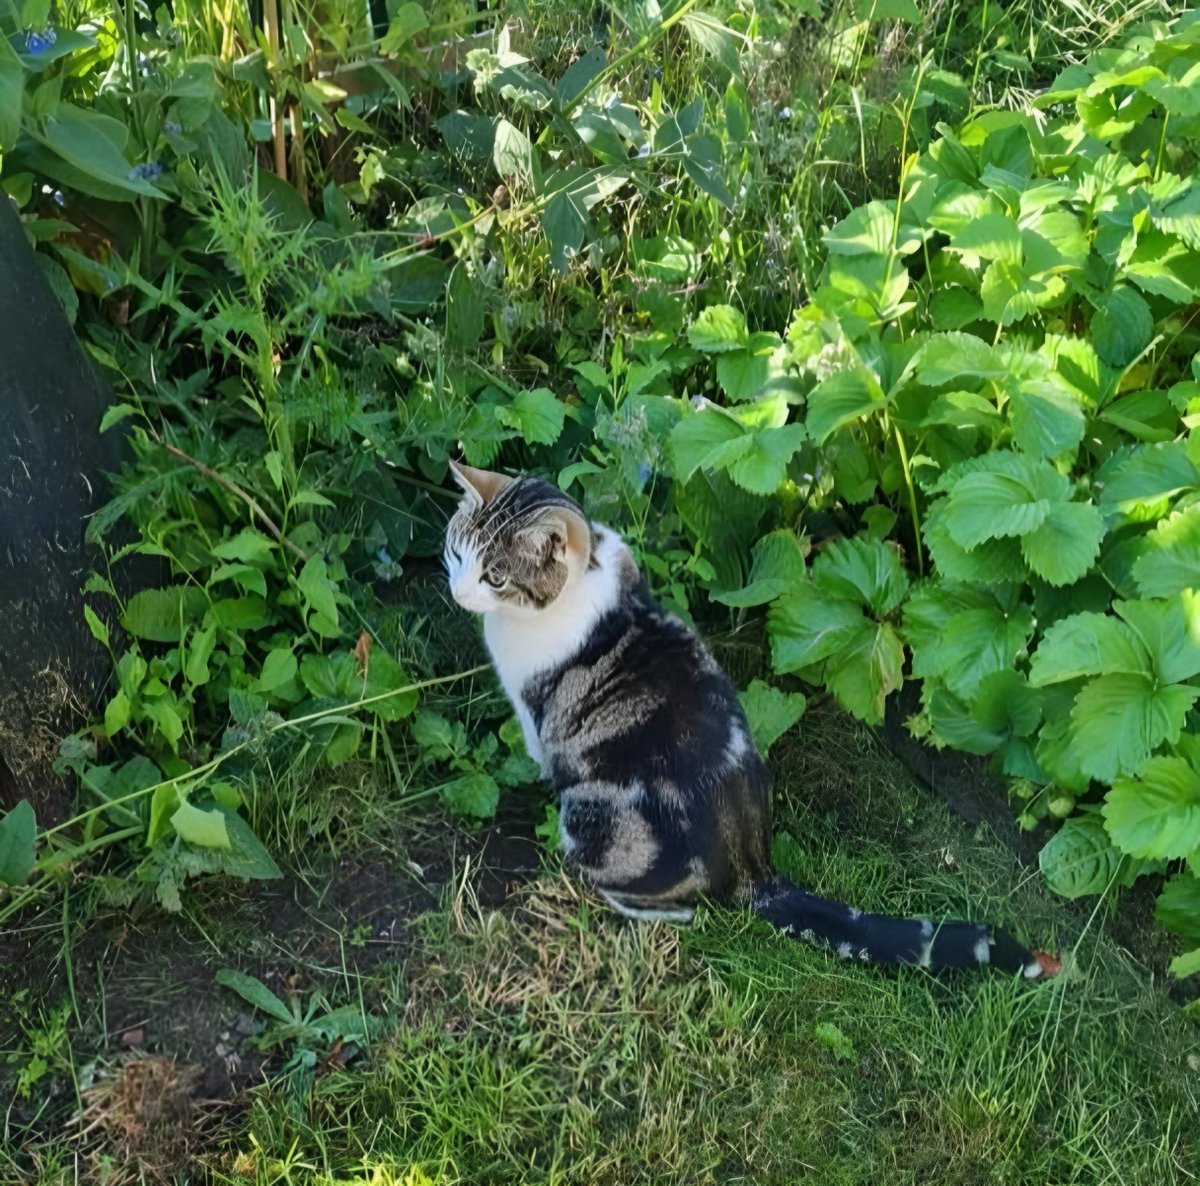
<box><xmin>0</xmin><ymin>197</ymin><xmax>122</xmax><ymax>822</ymax></box>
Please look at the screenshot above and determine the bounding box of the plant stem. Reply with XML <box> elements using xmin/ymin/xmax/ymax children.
<box><xmin>160</xmin><ymin>442</ymin><xmax>309</xmax><ymax>563</ymax></box>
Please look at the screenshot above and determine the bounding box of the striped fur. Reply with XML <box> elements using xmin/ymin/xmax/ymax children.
<box><xmin>444</xmin><ymin>464</ymin><xmax>1043</xmax><ymax>977</ymax></box>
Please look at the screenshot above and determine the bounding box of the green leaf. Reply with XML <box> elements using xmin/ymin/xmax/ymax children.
<box><xmin>1019</xmin><ymin>500</ymin><xmax>1104</xmax><ymax>586</ymax></box>
<box><xmin>441</xmin><ymin>772</ymin><xmax>500</xmax><ymax>819</ymax></box>
<box><xmin>1092</xmin><ymin>287</ymin><xmax>1153</xmax><ymax>367</ymax></box>
<box><xmin>379</xmin><ymin>1</ymin><xmax>427</xmax><ymax>53</ymax></box>
<box><xmin>0</xmin><ymin>801</ymin><xmax>36</xmax><ymax>887</ymax></box>
<box><xmin>713</xmin><ymin>529</ymin><xmax>807</xmax><ymax>607</ymax></box>
<box><xmin>213</xmin><ymin>527</ymin><xmax>276</xmax><ymax>565</ymax></box>
<box><xmin>916</xmin><ymin>332</ymin><xmax>1007</xmax><ymax>387</ymax></box>
<box><xmin>255</xmin><ymin>648</ymin><xmax>297</xmax><ymax>693</ymax></box>
<box><xmin>121</xmin><ymin>587</ymin><xmax>207</xmax><ymax>643</ymax></box>
<box><xmin>811</xmin><ymin>536</ymin><xmax>908</xmax><ymax>616</ymax></box>
<box><xmin>1169</xmin><ymin>947</ymin><xmax>1200</xmax><ymax>978</ymax></box>
<box><xmin>1029</xmin><ymin>612</ymin><xmax>1148</xmax><ymax>685</ymax></box>
<box><xmin>680</xmin><ymin>11</ymin><xmax>741</xmax><ymax>72</ymax></box>
<box><xmin>554</xmin><ymin>48</ymin><xmax>606</xmax><ymax>107</ymax></box>
<box><xmin>716</xmin><ymin>333</ymin><xmax>779</xmax><ymax>401</ymax></box>
<box><xmin>951</xmin><ymin>212</ymin><xmax>1021</xmax><ymax>265</ymax></box>
<box><xmin>36</xmin><ymin>104</ymin><xmax>166</xmax><ymax>200</ymax></box>
<box><xmin>924</xmin><ymin>604</ymin><xmax>1033</xmax><ymax>699</ymax></box>
<box><xmin>768</xmin><ymin>584</ymin><xmax>866</xmax><ymax>672</ymax></box>
<box><xmin>1039</xmin><ymin>816</ymin><xmax>1121</xmax><ymax>899</ymax></box>
<box><xmin>922</xmin><ymin>500</ymin><xmax>1028</xmax><ymax>584</ymax></box>
<box><xmin>185</xmin><ymin>625</ymin><xmax>217</xmax><ymax>685</ymax></box>
<box><xmin>83</xmin><ymin>604</ymin><xmax>110</xmax><ymax>648</ymax></box>
<box><xmin>668</xmin><ymin>407</ymin><xmax>743</xmax><ymax>482</ymax></box>
<box><xmin>171</xmin><ymin>799</ymin><xmax>231</xmax><ymax>850</ymax></box>
<box><xmin>542</xmin><ymin>189</ymin><xmax>587</xmax><ymax>272</ymax></box>
<box><xmin>1099</xmin><ymin>442</ymin><xmax>1200</xmax><ymax>509</ymax></box>
<box><xmin>716</xmin><ymin>424</ymin><xmax>807</xmax><ymax>495</ymax></box>
<box><xmin>1073</xmin><ymin>676</ymin><xmax>1198</xmax><ymax>783</ymax></box>
<box><xmin>929</xmin><ymin>669</ymin><xmax>1041</xmax><ymax>755</ymax></box>
<box><xmin>1103</xmin><ymin>756</ymin><xmax>1200</xmax><ymax>859</ymax></box>
<box><xmin>217</xmin><ymin>806</ymin><xmax>283</xmax><ymax>879</ymax></box>
<box><xmin>495</xmin><ymin>388</ymin><xmax>566</xmax><ymax>446</ymax></box>
<box><xmin>823</xmin><ymin>621</ymin><xmax>904</xmax><ymax>725</ymax></box>
<box><xmin>364</xmin><ymin>650</ymin><xmax>419</xmax><ymax>721</ymax></box>
<box><xmin>1155</xmin><ymin>875</ymin><xmax>1200</xmax><ymax>943</ymax></box>
<box><xmin>1010</xmin><ymin>380</ymin><xmax>1085</xmax><ymax>459</ymax></box>
<box><xmin>805</xmin><ymin>369</ymin><xmax>886</xmax><ymax>444</ymax></box>
<box><xmin>1116</xmin><ymin>594</ymin><xmax>1200</xmax><ymax>685</ymax></box>
<box><xmin>823</xmin><ymin>200</ymin><xmax>905</xmax><ymax>256</ymax></box>
<box><xmin>0</xmin><ymin>38</ymin><xmax>22</xmax><ymax>153</ymax></box>
<box><xmin>739</xmin><ymin>680</ymin><xmax>806</xmax><ymax>755</ymax></box>
<box><xmin>941</xmin><ymin>455</ymin><xmax>1063</xmax><ymax>549</ymax></box>
<box><xmin>1133</xmin><ymin>509</ymin><xmax>1200</xmax><ymax>597</ymax></box>
<box><xmin>493</xmin><ymin>118</ymin><xmax>533</xmax><ymax>187</ymax></box>
<box><xmin>297</xmin><ymin>556</ymin><xmax>339</xmax><ymax>631</ymax></box>
<box><xmin>215</xmin><ymin>968</ymin><xmax>295</xmax><ymax>1024</ymax></box>
<box><xmin>104</xmin><ymin>689</ymin><xmax>131</xmax><ymax>737</ymax></box>
<box><xmin>688</xmin><ymin>305</ymin><xmax>747</xmax><ymax>353</ymax></box>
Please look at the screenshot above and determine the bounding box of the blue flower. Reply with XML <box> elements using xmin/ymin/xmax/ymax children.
<box><xmin>128</xmin><ymin>162</ymin><xmax>164</xmax><ymax>181</ymax></box>
<box><xmin>637</xmin><ymin>462</ymin><xmax>652</xmax><ymax>485</ymax></box>
<box><xmin>24</xmin><ymin>27</ymin><xmax>57</xmax><ymax>54</ymax></box>
<box><xmin>778</xmin><ymin>106</ymin><xmax>793</xmax><ymax>120</ymax></box>
<box><xmin>163</xmin><ymin>121</ymin><xmax>182</xmax><ymax>135</ymax></box>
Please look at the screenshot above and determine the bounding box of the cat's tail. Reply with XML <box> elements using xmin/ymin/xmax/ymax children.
<box><xmin>750</xmin><ymin>875</ymin><xmax>1044</xmax><ymax>977</ymax></box>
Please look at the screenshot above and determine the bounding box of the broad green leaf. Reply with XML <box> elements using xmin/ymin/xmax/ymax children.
<box><xmin>1133</xmin><ymin>508</ymin><xmax>1200</xmax><ymax>597</ymax></box>
<box><xmin>1010</xmin><ymin>380</ymin><xmax>1085</xmax><ymax>459</ymax></box>
<box><xmin>668</xmin><ymin>407</ymin><xmax>743</xmax><ymax>482</ymax></box>
<box><xmin>942</xmin><ymin>459</ymin><xmax>1062</xmax><ymax>549</ymax></box>
<box><xmin>1019</xmin><ymin>501</ymin><xmax>1104</xmax><ymax>586</ymax></box>
<box><xmin>716</xmin><ymin>333</ymin><xmax>779</xmax><ymax>401</ymax></box>
<box><xmin>950</xmin><ymin>212</ymin><xmax>1021</xmax><ymax>265</ymax></box>
<box><xmin>148</xmin><ymin>783</ymin><xmax>180</xmax><ymax>847</ymax></box>
<box><xmin>1170</xmin><ymin>947</ymin><xmax>1200</xmax><ymax>978</ymax></box>
<box><xmin>805</xmin><ymin>368</ymin><xmax>886</xmax><ymax>444</ymax></box>
<box><xmin>823</xmin><ymin>200</ymin><xmax>912</xmax><ymax>256</ymax></box>
<box><xmin>104</xmin><ymin>689</ymin><xmax>131</xmax><ymax>737</ymax></box>
<box><xmin>213</xmin><ymin>528</ymin><xmax>275</xmax><ymax>566</ymax></box>
<box><xmin>925</xmin><ymin>604</ymin><xmax>1033</xmax><ymax>699</ymax></box>
<box><xmin>0</xmin><ymin>801</ymin><xmax>36</xmax><ymax>887</ymax></box>
<box><xmin>554</xmin><ymin>48</ymin><xmax>606</xmax><ymax>107</ymax></box>
<box><xmin>811</xmin><ymin>536</ymin><xmax>908</xmax><ymax>617</ymax></box>
<box><xmin>713</xmin><ymin>529</ymin><xmax>807</xmax><ymax>607</ymax></box>
<box><xmin>255</xmin><ymin>648</ymin><xmax>297</xmax><ymax>693</ymax></box>
<box><xmin>495</xmin><ymin>388</ymin><xmax>566</xmax><ymax>446</ymax></box>
<box><xmin>185</xmin><ymin>625</ymin><xmax>217</xmax><ymax>685</ymax></box>
<box><xmin>739</xmin><ymin>680</ymin><xmax>806</xmax><ymax>755</ymax></box>
<box><xmin>1103</xmin><ymin>756</ymin><xmax>1200</xmax><ymax>859</ymax></box>
<box><xmin>121</xmin><ymin>587</ymin><xmax>207</xmax><ymax>643</ymax></box>
<box><xmin>688</xmin><ymin>305</ymin><xmax>747</xmax><ymax>353</ymax></box>
<box><xmin>83</xmin><ymin>604</ymin><xmax>110</xmax><ymax>648</ymax></box>
<box><xmin>542</xmin><ymin>189</ymin><xmax>587</xmax><ymax>272</ymax></box>
<box><xmin>36</xmin><ymin>104</ymin><xmax>166</xmax><ymax>200</ymax></box>
<box><xmin>768</xmin><ymin>585</ymin><xmax>865</xmax><ymax>672</ymax></box>
<box><xmin>1099</xmin><ymin>442</ymin><xmax>1200</xmax><ymax>509</ymax></box>
<box><xmin>680</xmin><ymin>11</ymin><xmax>741</xmax><ymax>72</ymax></box>
<box><xmin>1092</xmin><ymin>287</ymin><xmax>1153</xmax><ymax>367</ymax></box>
<box><xmin>823</xmin><ymin>621</ymin><xmax>904</xmax><ymax>724</ymax></box>
<box><xmin>218</xmin><ymin>806</ymin><xmax>283</xmax><ymax>878</ymax></box>
<box><xmin>1116</xmin><ymin>594</ymin><xmax>1200</xmax><ymax>684</ymax></box>
<box><xmin>364</xmin><ymin>649</ymin><xmax>419</xmax><ymax>721</ymax></box>
<box><xmin>216</xmin><ymin>968</ymin><xmax>295</xmax><ymax>1024</ymax></box>
<box><xmin>922</xmin><ymin>499</ymin><xmax>1028</xmax><ymax>584</ymax></box>
<box><xmin>718</xmin><ymin>424</ymin><xmax>807</xmax><ymax>495</ymax></box>
<box><xmin>441</xmin><ymin>772</ymin><xmax>500</xmax><ymax>819</ymax></box>
<box><xmin>1155</xmin><ymin>875</ymin><xmax>1200</xmax><ymax>942</ymax></box>
<box><xmin>0</xmin><ymin>38</ymin><xmax>21</xmax><ymax>152</ymax></box>
<box><xmin>916</xmin><ymin>332</ymin><xmax>1008</xmax><ymax>386</ymax></box>
<box><xmin>929</xmin><ymin>287</ymin><xmax>983</xmax><ymax>331</ymax></box>
<box><xmin>494</xmin><ymin>118</ymin><xmax>533</xmax><ymax>187</ymax></box>
<box><xmin>297</xmin><ymin>556</ymin><xmax>340</xmax><ymax>630</ymax></box>
<box><xmin>1072</xmin><ymin>675</ymin><xmax>1198</xmax><ymax>783</ymax></box>
<box><xmin>171</xmin><ymin>799</ymin><xmax>231</xmax><ymax>850</ymax></box>
<box><xmin>1029</xmin><ymin>612</ymin><xmax>1148</xmax><ymax>685</ymax></box>
<box><xmin>1039</xmin><ymin>816</ymin><xmax>1121</xmax><ymax>899</ymax></box>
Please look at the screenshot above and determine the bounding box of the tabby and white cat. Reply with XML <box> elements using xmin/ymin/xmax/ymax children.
<box><xmin>444</xmin><ymin>461</ymin><xmax>1045</xmax><ymax>977</ymax></box>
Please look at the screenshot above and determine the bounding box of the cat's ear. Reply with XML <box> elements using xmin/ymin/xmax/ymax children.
<box><xmin>528</xmin><ymin>506</ymin><xmax>592</xmax><ymax>570</ymax></box>
<box><xmin>448</xmin><ymin>459</ymin><xmax>513</xmax><ymax>505</ymax></box>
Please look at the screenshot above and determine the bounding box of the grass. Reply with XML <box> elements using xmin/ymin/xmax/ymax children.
<box><xmin>6</xmin><ymin>700</ymin><xmax>1197</xmax><ymax>1185</ymax></box>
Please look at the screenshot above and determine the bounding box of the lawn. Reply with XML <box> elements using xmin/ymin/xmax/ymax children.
<box><xmin>4</xmin><ymin>0</ymin><xmax>1200</xmax><ymax>1182</ymax></box>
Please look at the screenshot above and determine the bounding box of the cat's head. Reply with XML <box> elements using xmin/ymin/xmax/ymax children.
<box><xmin>444</xmin><ymin>461</ymin><xmax>592</xmax><ymax>618</ymax></box>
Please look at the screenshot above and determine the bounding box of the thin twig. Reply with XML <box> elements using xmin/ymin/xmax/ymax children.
<box><xmin>161</xmin><ymin>442</ymin><xmax>309</xmax><ymax>563</ymax></box>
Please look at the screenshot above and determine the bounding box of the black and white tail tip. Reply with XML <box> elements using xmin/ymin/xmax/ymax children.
<box><xmin>752</xmin><ymin>877</ymin><xmax>1049</xmax><ymax>977</ymax></box>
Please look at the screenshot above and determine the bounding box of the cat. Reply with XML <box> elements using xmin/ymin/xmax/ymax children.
<box><xmin>443</xmin><ymin>460</ymin><xmax>1046</xmax><ymax>977</ymax></box>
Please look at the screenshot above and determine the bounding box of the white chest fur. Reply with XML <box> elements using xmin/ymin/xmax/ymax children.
<box><xmin>482</xmin><ymin>526</ymin><xmax>628</xmax><ymax>761</ymax></box>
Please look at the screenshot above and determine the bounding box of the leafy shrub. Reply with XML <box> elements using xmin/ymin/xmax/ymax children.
<box><xmin>669</xmin><ymin>11</ymin><xmax>1200</xmax><ymax>974</ymax></box>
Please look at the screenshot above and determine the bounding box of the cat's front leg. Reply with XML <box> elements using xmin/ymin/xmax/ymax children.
<box><xmin>514</xmin><ymin>698</ymin><xmax>545</xmax><ymax>772</ymax></box>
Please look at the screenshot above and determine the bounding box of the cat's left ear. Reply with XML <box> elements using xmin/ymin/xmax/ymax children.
<box><xmin>527</xmin><ymin>506</ymin><xmax>592</xmax><ymax>570</ymax></box>
<box><xmin>449</xmin><ymin>459</ymin><xmax>513</xmax><ymax>506</ymax></box>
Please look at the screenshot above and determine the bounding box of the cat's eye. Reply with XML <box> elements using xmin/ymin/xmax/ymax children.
<box><xmin>482</xmin><ymin>567</ymin><xmax>505</xmax><ymax>588</ymax></box>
